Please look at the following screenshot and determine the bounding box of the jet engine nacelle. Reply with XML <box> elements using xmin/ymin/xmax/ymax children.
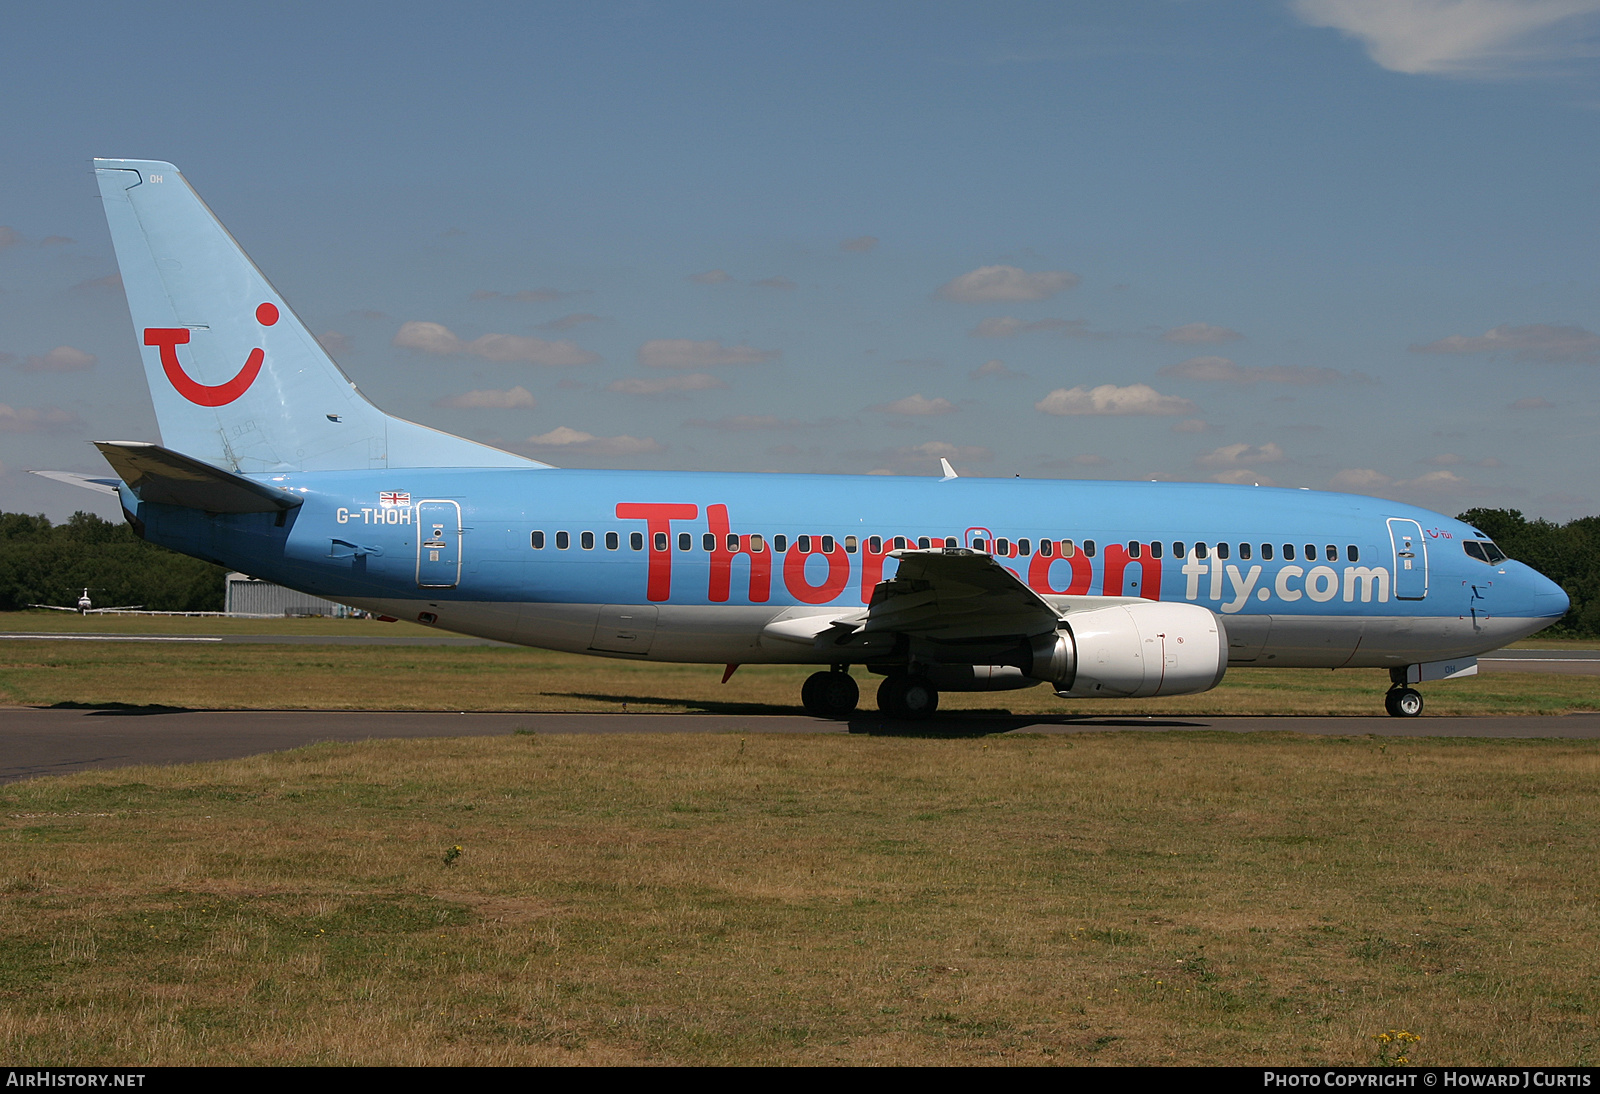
<box><xmin>1025</xmin><ymin>601</ymin><xmax>1228</xmax><ymax>699</ymax></box>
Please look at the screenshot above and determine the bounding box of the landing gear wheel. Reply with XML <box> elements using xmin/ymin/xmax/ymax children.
<box><xmin>877</xmin><ymin>673</ymin><xmax>939</xmax><ymax>719</ymax></box>
<box><xmin>801</xmin><ymin>670</ymin><xmax>859</xmax><ymax>718</ymax></box>
<box><xmin>1385</xmin><ymin>687</ymin><xmax>1424</xmax><ymax>718</ymax></box>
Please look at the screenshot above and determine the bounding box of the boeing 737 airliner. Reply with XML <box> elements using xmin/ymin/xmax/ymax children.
<box><xmin>37</xmin><ymin>160</ymin><xmax>1571</xmax><ymax>719</ymax></box>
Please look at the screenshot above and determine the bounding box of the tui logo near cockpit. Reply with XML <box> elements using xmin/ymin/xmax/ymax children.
<box><xmin>142</xmin><ymin>302</ymin><xmax>278</xmax><ymax>407</ymax></box>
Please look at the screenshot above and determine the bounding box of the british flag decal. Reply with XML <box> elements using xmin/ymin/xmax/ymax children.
<box><xmin>379</xmin><ymin>491</ymin><xmax>410</xmax><ymax>507</ymax></box>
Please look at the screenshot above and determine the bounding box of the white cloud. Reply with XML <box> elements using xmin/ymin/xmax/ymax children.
<box><xmin>0</xmin><ymin>404</ymin><xmax>79</xmax><ymax>432</ymax></box>
<box><xmin>688</xmin><ymin>270</ymin><xmax>734</xmax><ymax>284</ymax></box>
<box><xmin>638</xmin><ymin>339</ymin><xmax>778</xmax><ymax>368</ymax></box>
<box><xmin>1035</xmin><ymin>383</ymin><xmax>1196</xmax><ymax>416</ymax></box>
<box><xmin>937</xmin><ymin>265</ymin><xmax>1081</xmax><ymax>303</ymax></box>
<box><xmin>1293</xmin><ymin>0</ymin><xmax>1600</xmax><ymax>77</ymax></box>
<box><xmin>538</xmin><ymin>313</ymin><xmax>602</xmax><ymax>332</ymax></box>
<box><xmin>753</xmin><ymin>276</ymin><xmax>797</xmax><ymax>290</ymax></box>
<box><xmin>894</xmin><ymin>441</ymin><xmax>992</xmax><ymax>463</ymax></box>
<box><xmin>840</xmin><ymin>236</ymin><xmax>879</xmax><ymax>252</ymax></box>
<box><xmin>319</xmin><ymin>331</ymin><xmax>352</xmax><ymax>355</ymax></box>
<box><xmin>606</xmin><ymin>373</ymin><xmax>728</xmax><ymax>396</ymax></box>
<box><xmin>1210</xmin><ymin>468</ymin><xmax>1278</xmax><ymax>486</ymax></box>
<box><xmin>1160</xmin><ymin>356</ymin><xmax>1357</xmax><ymax>384</ymax></box>
<box><xmin>471</xmin><ymin>288</ymin><xmax>585</xmax><ymax>302</ymax></box>
<box><xmin>1329</xmin><ymin>467</ymin><xmax>1472</xmax><ymax>494</ymax></box>
<box><xmin>1410</xmin><ymin>323</ymin><xmax>1600</xmax><ymax>362</ymax></box>
<box><xmin>521</xmin><ymin>427</ymin><xmax>664</xmax><ymax>455</ymax></box>
<box><xmin>1162</xmin><ymin>322</ymin><xmax>1243</xmax><ymax>344</ymax></box>
<box><xmin>1196</xmin><ymin>442</ymin><xmax>1286</xmax><ymax>469</ymax></box>
<box><xmin>870</xmin><ymin>394</ymin><xmax>957</xmax><ymax>416</ymax></box>
<box><xmin>22</xmin><ymin>346</ymin><xmax>96</xmax><ymax>372</ymax></box>
<box><xmin>968</xmin><ymin>316</ymin><xmax>1094</xmax><ymax>338</ymax></box>
<box><xmin>685</xmin><ymin>415</ymin><xmax>813</xmax><ymax>430</ymax></box>
<box><xmin>393</xmin><ymin>321</ymin><xmax>599</xmax><ymax>366</ymax></box>
<box><xmin>970</xmin><ymin>359</ymin><xmax>1022</xmax><ymax>379</ymax></box>
<box><xmin>434</xmin><ymin>386</ymin><xmax>537</xmax><ymax>409</ymax></box>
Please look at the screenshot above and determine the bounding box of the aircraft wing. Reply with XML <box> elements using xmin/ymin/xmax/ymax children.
<box><xmin>863</xmin><ymin>548</ymin><xmax>1061</xmax><ymax>639</ymax></box>
<box><xmin>762</xmin><ymin>548</ymin><xmax>1062</xmax><ymax>652</ymax></box>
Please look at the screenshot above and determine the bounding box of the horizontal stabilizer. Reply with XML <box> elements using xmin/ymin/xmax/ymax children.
<box><xmin>93</xmin><ymin>440</ymin><xmax>302</xmax><ymax>513</ymax></box>
<box><xmin>27</xmin><ymin>470</ymin><xmax>122</xmax><ymax>496</ymax></box>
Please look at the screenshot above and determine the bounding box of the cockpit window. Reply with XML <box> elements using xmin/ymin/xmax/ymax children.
<box><xmin>1463</xmin><ymin>539</ymin><xmax>1506</xmax><ymax>565</ymax></box>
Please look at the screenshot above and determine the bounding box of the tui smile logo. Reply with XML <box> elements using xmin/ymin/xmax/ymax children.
<box><xmin>143</xmin><ymin>302</ymin><xmax>278</xmax><ymax>406</ymax></box>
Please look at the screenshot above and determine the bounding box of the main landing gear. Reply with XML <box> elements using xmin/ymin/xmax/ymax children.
<box><xmin>801</xmin><ymin>667</ymin><xmax>859</xmax><ymax>719</ymax></box>
<box><xmin>877</xmin><ymin>672</ymin><xmax>939</xmax><ymax>719</ymax></box>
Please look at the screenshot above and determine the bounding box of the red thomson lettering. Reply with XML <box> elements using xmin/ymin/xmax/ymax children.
<box><xmin>706</xmin><ymin>505</ymin><xmax>772</xmax><ymax>603</ymax></box>
<box><xmin>616</xmin><ymin>502</ymin><xmax>698</xmax><ymax>601</ymax></box>
<box><xmin>784</xmin><ymin>537</ymin><xmax>851</xmax><ymax>604</ymax></box>
<box><xmin>1101</xmin><ymin>543</ymin><xmax>1162</xmax><ymax>600</ymax></box>
<box><xmin>857</xmin><ymin>536</ymin><xmax>901</xmax><ymax>603</ymax></box>
<box><xmin>1029</xmin><ymin>545</ymin><xmax>1093</xmax><ymax>595</ymax></box>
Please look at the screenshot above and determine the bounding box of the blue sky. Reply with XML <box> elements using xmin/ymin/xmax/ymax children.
<box><xmin>4</xmin><ymin>1</ymin><xmax>1599</xmax><ymax>522</ymax></box>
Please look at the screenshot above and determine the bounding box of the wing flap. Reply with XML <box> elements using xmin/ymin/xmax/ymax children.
<box><xmin>863</xmin><ymin>548</ymin><xmax>1061</xmax><ymax>640</ymax></box>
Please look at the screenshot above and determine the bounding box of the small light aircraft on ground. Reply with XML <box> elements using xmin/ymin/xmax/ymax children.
<box><xmin>34</xmin><ymin>160</ymin><xmax>1570</xmax><ymax>719</ymax></box>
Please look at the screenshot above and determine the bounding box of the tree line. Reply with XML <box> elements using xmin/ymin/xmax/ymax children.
<box><xmin>0</xmin><ymin>511</ymin><xmax>224</xmax><ymax>612</ymax></box>
<box><xmin>0</xmin><ymin>507</ymin><xmax>1594</xmax><ymax>636</ymax></box>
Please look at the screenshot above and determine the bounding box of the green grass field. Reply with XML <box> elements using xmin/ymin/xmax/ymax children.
<box><xmin>3</xmin><ymin>732</ymin><xmax>1598</xmax><ymax>1065</ymax></box>
<box><xmin>1</xmin><ymin>610</ymin><xmax>1597</xmax><ymax>716</ymax></box>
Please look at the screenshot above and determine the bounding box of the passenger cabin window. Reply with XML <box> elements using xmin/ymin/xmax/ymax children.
<box><xmin>751</xmin><ymin>534</ymin><xmax>766</xmax><ymax>552</ymax></box>
<box><xmin>1283</xmin><ymin>544</ymin><xmax>1295</xmax><ymax>560</ymax></box>
<box><xmin>1018</xmin><ymin>538</ymin><xmax>1031</xmax><ymax>555</ymax></box>
<box><xmin>1261</xmin><ymin>543</ymin><xmax>1273</xmax><ymax>560</ymax></box>
<box><xmin>531</xmin><ymin>531</ymin><xmax>545</xmax><ymax>549</ymax></box>
<box><xmin>918</xmin><ymin>536</ymin><xmax>931</xmax><ymax>550</ymax></box>
<box><xmin>1347</xmin><ymin>545</ymin><xmax>1359</xmax><ymax>562</ymax></box>
<box><xmin>1238</xmin><ymin>542</ymin><xmax>1251</xmax><ymax>560</ymax></box>
<box><xmin>1195</xmin><ymin>542</ymin><xmax>1208</xmax><ymax>560</ymax></box>
<box><xmin>867</xmin><ymin>536</ymin><xmax>883</xmax><ymax>553</ymax></box>
<box><xmin>1325</xmin><ymin>544</ymin><xmax>1337</xmax><ymax>562</ymax></box>
<box><xmin>605</xmin><ymin>531</ymin><xmax>619</xmax><ymax>550</ymax></box>
<box><xmin>845</xmin><ymin>536</ymin><xmax>857</xmax><ymax>553</ymax></box>
<box><xmin>1040</xmin><ymin>540</ymin><xmax>1055</xmax><ymax>557</ymax></box>
<box><xmin>797</xmin><ymin>535</ymin><xmax>812</xmax><ymax>552</ymax></box>
<box><xmin>944</xmin><ymin>537</ymin><xmax>957</xmax><ymax>548</ymax></box>
<box><xmin>580</xmin><ymin>531</ymin><xmax>595</xmax><ymax>550</ymax></box>
<box><xmin>1304</xmin><ymin>544</ymin><xmax>1315</xmax><ymax>561</ymax></box>
<box><xmin>1149</xmin><ymin>540</ymin><xmax>1163</xmax><ymax>559</ymax></box>
<box><xmin>630</xmin><ymin>532</ymin><xmax>643</xmax><ymax>551</ymax></box>
<box><xmin>892</xmin><ymin>536</ymin><xmax>907</xmax><ymax>551</ymax></box>
<box><xmin>1172</xmin><ymin>541</ymin><xmax>1185</xmax><ymax>558</ymax></box>
<box><xmin>653</xmin><ymin>532</ymin><xmax>666</xmax><ymax>551</ymax></box>
<box><xmin>1083</xmin><ymin>540</ymin><xmax>1096</xmax><ymax>557</ymax></box>
<box><xmin>555</xmin><ymin>531</ymin><xmax>570</xmax><ymax>550</ymax></box>
<box><xmin>822</xmin><ymin>535</ymin><xmax>835</xmax><ymax>553</ymax></box>
<box><xmin>774</xmin><ymin>535</ymin><xmax>788</xmax><ymax>553</ymax></box>
<box><xmin>996</xmin><ymin>537</ymin><xmax>1011</xmax><ymax>554</ymax></box>
<box><xmin>679</xmin><ymin>533</ymin><xmax>692</xmax><ymax>551</ymax></box>
<box><xmin>1127</xmin><ymin>540</ymin><xmax>1141</xmax><ymax>559</ymax></box>
<box><xmin>972</xmin><ymin>538</ymin><xmax>988</xmax><ymax>552</ymax></box>
<box><xmin>727</xmin><ymin>534</ymin><xmax>740</xmax><ymax>551</ymax></box>
<box><xmin>1216</xmin><ymin>542</ymin><xmax>1230</xmax><ymax>561</ymax></box>
<box><xmin>1062</xmin><ymin>539</ymin><xmax>1076</xmax><ymax>557</ymax></box>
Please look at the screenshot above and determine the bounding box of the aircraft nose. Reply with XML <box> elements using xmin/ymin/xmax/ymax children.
<box><xmin>1517</xmin><ymin>562</ymin><xmax>1569</xmax><ymax>620</ymax></box>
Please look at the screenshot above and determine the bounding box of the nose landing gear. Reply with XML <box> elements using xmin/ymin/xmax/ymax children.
<box><xmin>1384</xmin><ymin>686</ymin><xmax>1424</xmax><ymax>718</ymax></box>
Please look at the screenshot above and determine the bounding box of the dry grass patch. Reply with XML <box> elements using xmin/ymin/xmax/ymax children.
<box><xmin>2</xmin><ymin>732</ymin><xmax>1598</xmax><ymax>1065</ymax></box>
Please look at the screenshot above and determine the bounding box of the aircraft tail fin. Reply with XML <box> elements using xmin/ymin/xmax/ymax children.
<box><xmin>93</xmin><ymin>159</ymin><xmax>545</xmax><ymax>473</ymax></box>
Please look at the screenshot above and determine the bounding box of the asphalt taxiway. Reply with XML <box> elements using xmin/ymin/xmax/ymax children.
<box><xmin>3</xmin><ymin>706</ymin><xmax>1598</xmax><ymax>784</ymax></box>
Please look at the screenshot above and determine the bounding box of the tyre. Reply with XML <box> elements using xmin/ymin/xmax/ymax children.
<box><xmin>1384</xmin><ymin>687</ymin><xmax>1424</xmax><ymax>718</ymax></box>
<box><xmin>877</xmin><ymin>673</ymin><xmax>939</xmax><ymax>719</ymax></box>
<box><xmin>801</xmin><ymin>670</ymin><xmax>859</xmax><ymax>718</ymax></box>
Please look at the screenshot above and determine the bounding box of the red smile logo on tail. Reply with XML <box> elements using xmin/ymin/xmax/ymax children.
<box><xmin>144</xmin><ymin>302</ymin><xmax>278</xmax><ymax>407</ymax></box>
